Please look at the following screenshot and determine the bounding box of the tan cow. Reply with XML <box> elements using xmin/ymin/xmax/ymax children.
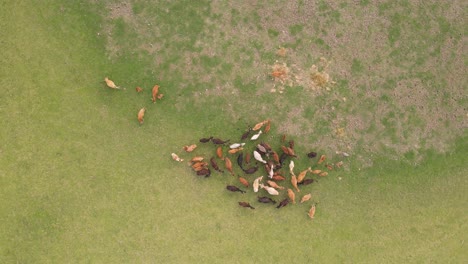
<box><xmin>224</xmin><ymin>157</ymin><xmax>234</xmax><ymax>176</ymax></box>
<box><xmin>183</xmin><ymin>144</ymin><xmax>197</xmax><ymax>152</ymax></box>
<box><xmin>287</xmin><ymin>189</ymin><xmax>296</xmax><ymax>204</ymax></box>
<box><xmin>104</xmin><ymin>77</ymin><xmax>120</xmax><ymax>89</ymax></box>
<box><xmin>267</xmin><ymin>180</ymin><xmax>284</xmax><ymax>190</ymax></box>
<box><xmin>291</xmin><ymin>175</ymin><xmax>300</xmax><ymax>192</ymax></box>
<box><xmin>152</xmin><ymin>85</ymin><xmax>160</xmax><ymax>103</ymax></box>
<box><xmin>137</xmin><ymin>108</ymin><xmax>146</xmax><ymax>124</ymax></box>
<box><xmin>300</xmin><ymin>193</ymin><xmax>312</xmax><ymax>203</ymax></box>
<box><xmin>308</xmin><ymin>204</ymin><xmax>316</xmax><ymax>219</ymax></box>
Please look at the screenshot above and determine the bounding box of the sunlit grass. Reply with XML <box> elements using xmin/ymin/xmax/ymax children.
<box><xmin>1</xmin><ymin>0</ymin><xmax>466</xmax><ymax>263</ymax></box>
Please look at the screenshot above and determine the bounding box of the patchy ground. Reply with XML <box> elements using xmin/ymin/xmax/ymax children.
<box><xmin>94</xmin><ymin>0</ymin><xmax>467</xmax><ymax>166</ymax></box>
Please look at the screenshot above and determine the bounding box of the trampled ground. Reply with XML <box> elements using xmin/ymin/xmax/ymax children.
<box><xmin>1</xmin><ymin>0</ymin><xmax>467</xmax><ymax>263</ymax></box>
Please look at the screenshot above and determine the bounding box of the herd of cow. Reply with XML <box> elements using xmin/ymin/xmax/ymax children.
<box><xmin>103</xmin><ymin>77</ymin><xmax>340</xmax><ymax>220</ymax></box>
<box><xmin>171</xmin><ymin>120</ymin><xmax>344</xmax><ymax>220</ymax></box>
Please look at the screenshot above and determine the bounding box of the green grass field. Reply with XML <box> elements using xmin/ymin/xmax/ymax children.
<box><xmin>1</xmin><ymin>0</ymin><xmax>467</xmax><ymax>263</ymax></box>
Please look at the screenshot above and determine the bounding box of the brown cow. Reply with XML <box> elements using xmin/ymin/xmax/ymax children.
<box><xmin>137</xmin><ymin>108</ymin><xmax>146</xmax><ymax>124</ymax></box>
<box><xmin>216</xmin><ymin>146</ymin><xmax>224</xmax><ymax>160</ymax></box>
<box><xmin>151</xmin><ymin>85</ymin><xmax>160</xmax><ymax>103</ymax></box>
<box><xmin>238</xmin><ymin>202</ymin><xmax>255</xmax><ymax>209</ymax></box>
<box><xmin>297</xmin><ymin>167</ymin><xmax>311</xmax><ymax>183</ymax></box>
<box><xmin>276</xmin><ymin>198</ymin><xmax>289</xmax><ymax>209</ymax></box>
<box><xmin>287</xmin><ymin>189</ymin><xmax>296</xmax><ymax>204</ymax></box>
<box><xmin>271</xmin><ymin>174</ymin><xmax>286</xmax><ymax>181</ymax></box>
<box><xmin>196</xmin><ymin>168</ymin><xmax>211</xmax><ymax>177</ymax></box>
<box><xmin>291</xmin><ymin>175</ymin><xmax>300</xmax><ymax>192</ymax></box>
<box><xmin>264</xmin><ymin>120</ymin><xmax>271</xmax><ymax>133</ymax></box>
<box><xmin>199</xmin><ymin>136</ymin><xmax>213</xmax><ymax>143</ymax></box>
<box><xmin>210</xmin><ymin>157</ymin><xmax>224</xmax><ymax>173</ymax></box>
<box><xmin>226</xmin><ymin>185</ymin><xmax>246</xmax><ymax>193</ymax></box>
<box><xmin>211</xmin><ymin>138</ymin><xmax>230</xmax><ymax>144</ymax></box>
<box><xmin>135</xmin><ymin>86</ymin><xmax>143</xmax><ymax>92</ymax></box>
<box><xmin>298</xmin><ymin>178</ymin><xmax>315</xmax><ymax>186</ymax></box>
<box><xmin>258</xmin><ymin>196</ymin><xmax>276</xmax><ymax>204</ymax></box>
<box><xmin>224</xmin><ymin>157</ymin><xmax>234</xmax><ymax>176</ymax></box>
<box><xmin>318</xmin><ymin>154</ymin><xmax>326</xmax><ymax>164</ymax></box>
<box><xmin>238</xmin><ymin>177</ymin><xmax>249</xmax><ymax>187</ymax></box>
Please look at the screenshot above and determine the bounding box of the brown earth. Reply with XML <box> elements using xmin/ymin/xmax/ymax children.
<box><xmin>95</xmin><ymin>0</ymin><xmax>467</xmax><ymax>166</ymax></box>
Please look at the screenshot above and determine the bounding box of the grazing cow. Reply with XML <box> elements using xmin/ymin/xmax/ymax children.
<box><xmin>135</xmin><ymin>86</ymin><xmax>143</xmax><ymax>92</ymax></box>
<box><xmin>216</xmin><ymin>146</ymin><xmax>224</xmax><ymax>160</ymax></box>
<box><xmin>267</xmin><ymin>161</ymin><xmax>275</xmax><ymax>178</ymax></box>
<box><xmin>224</xmin><ymin>157</ymin><xmax>234</xmax><ymax>176</ymax></box>
<box><xmin>199</xmin><ymin>136</ymin><xmax>213</xmax><ymax>143</ymax></box>
<box><xmin>171</xmin><ymin>153</ymin><xmax>184</xmax><ymax>162</ymax></box>
<box><xmin>238</xmin><ymin>202</ymin><xmax>255</xmax><ymax>209</ymax></box>
<box><xmin>271</xmin><ymin>174</ymin><xmax>285</xmax><ymax>181</ymax></box>
<box><xmin>253</xmin><ymin>150</ymin><xmax>267</xmax><ymax>164</ymax></box>
<box><xmin>319</xmin><ymin>171</ymin><xmax>328</xmax><ymax>177</ymax></box>
<box><xmin>271</xmin><ymin>151</ymin><xmax>280</xmax><ymax>164</ymax></box>
<box><xmin>237</xmin><ymin>153</ymin><xmax>244</xmax><ymax>170</ymax></box>
<box><xmin>276</xmin><ymin>198</ymin><xmax>289</xmax><ymax>209</ymax></box>
<box><xmin>279</xmin><ymin>152</ymin><xmax>288</xmax><ymax>165</ymax></box>
<box><xmin>196</xmin><ymin>168</ymin><xmax>211</xmax><ymax>177</ymax></box>
<box><xmin>326</xmin><ymin>163</ymin><xmax>334</xmax><ymax>170</ymax></box>
<box><xmin>318</xmin><ymin>154</ymin><xmax>326</xmax><ymax>164</ymax></box>
<box><xmin>308</xmin><ymin>204</ymin><xmax>316</xmax><ymax>219</ymax></box>
<box><xmin>210</xmin><ymin>157</ymin><xmax>224</xmax><ymax>173</ymax></box>
<box><xmin>291</xmin><ymin>175</ymin><xmax>300</xmax><ymax>192</ymax></box>
<box><xmin>267</xmin><ymin>180</ymin><xmax>284</xmax><ymax>190</ymax></box>
<box><xmin>252</xmin><ymin>120</ymin><xmax>267</xmax><ymax>131</ymax></box>
<box><xmin>151</xmin><ymin>85</ymin><xmax>160</xmax><ymax>103</ymax></box>
<box><xmin>211</xmin><ymin>138</ymin><xmax>230</xmax><ymax>144</ymax></box>
<box><xmin>226</xmin><ymin>185</ymin><xmax>246</xmax><ymax>193</ymax></box>
<box><xmin>298</xmin><ymin>178</ymin><xmax>315</xmax><ymax>186</ymax></box>
<box><xmin>287</xmin><ymin>188</ymin><xmax>296</xmax><ymax>204</ymax></box>
<box><xmin>243</xmin><ymin>166</ymin><xmax>258</xmax><ymax>174</ymax></box>
<box><xmin>137</xmin><ymin>108</ymin><xmax>146</xmax><ymax>124</ymax></box>
<box><xmin>256</xmin><ymin>144</ymin><xmax>267</xmax><ymax>154</ymax></box>
<box><xmin>228</xmin><ymin>148</ymin><xmax>243</xmax><ymax>154</ymax></box>
<box><xmin>190</xmin><ymin>156</ymin><xmax>204</xmax><ymax>162</ymax></box>
<box><xmin>260</xmin><ymin>184</ymin><xmax>279</xmax><ymax>195</ymax></box>
<box><xmin>238</xmin><ymin>177</ymin><xmax>249</xmax><ymax>187</ymax></box>
<box><xmin>245</xmin><ymin>153</ymin><xmax>251</xmax><ymax>164</ymax></box>
<box><xmin>300</xmin><ymin>193</ymin><xmax>312</xmax><ymax>203</ymax></box>
<box><xmin>183</xmin><ymin>144</ymin><xmax>197</xmax><ymax>152</ymax></box>
<box><xmin>289</xmin><ymin>140</ymin><xmax>295</xmax><ymax>149</ymax></box>
<box><xmin>281</xmin><ymin>134</ymin><xmax>286</xmax><ymax>142</ymax></box>
<box><xmin>250</xmin><ymin>130</ymin><xmax>262</xmax><ymax>140</ymax></box>
<box><xmin>241</xmin><ymin>129</ymin><xmax>252</xmax><ymax>140</ymax></box>
<box><xmin>335</xmin><ymin>161</ymin><xmax>344</xmax><ymax>168</ymax></box>
<box><xmin>289</xmin><ymin>160</ymin><xmax>296</xmax><ymax>176</ymax></box>
<box><xmin>258</xmin><ymin>196</ymin><xmax>276</xmax><ymax>204</ymax></box>
<box><xmin>297</xmin><ymin>167</ymin><xmax>311</xmax><ymax>183</ymax></box>
<box><xmin>229</xmin><ymin>143</ymin><xmax>245</xmax><ymax>149</ymax></box>
<box><xmin>281</xmin><ymin>145</ymin><xmax>297</xmax><ymax>157</ymax></box>
<box><xmin>260</xmin><ymin>142</ymin><xmax>272</xmax><ymax>153</ymax></box>
<box><xmin>191</xmin><ymin>161</ymin><xmax>208</xmax><ymax>171</ymax></box>
<box><xmin>264</xmin><ymin>120</ymin><xmax>271</xmax><ymax>133</ymax></box>
<box><xmin>253</xmin><ymin>176</ymin><xmax>263</xmax><ymax>193</ymax></box>
<box><xmin>307</xmin><ymin>152</ymin><xmax>317</xmax><ymax>158</ymax></box>
<box><xmin>310</xmin><ymin>169</ymin><xmax>322</xmax><ymax>175</ymax></box>
<box><xmin>104</xmin><ymin>77</ymin><xmax>120</xmax><ymax>89</ymax></box>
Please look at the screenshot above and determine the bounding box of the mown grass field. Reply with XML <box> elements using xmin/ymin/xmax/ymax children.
<box><xmin>1</xmin><ymin>0</ymin><xmax>467</xmax><ymax>263</ymax></box>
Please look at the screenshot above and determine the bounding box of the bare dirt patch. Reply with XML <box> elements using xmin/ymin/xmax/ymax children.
<box><xmin>93</xmin><ymin>0</ymin><xmax>467</xmax><ymax>166</ymax></box>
